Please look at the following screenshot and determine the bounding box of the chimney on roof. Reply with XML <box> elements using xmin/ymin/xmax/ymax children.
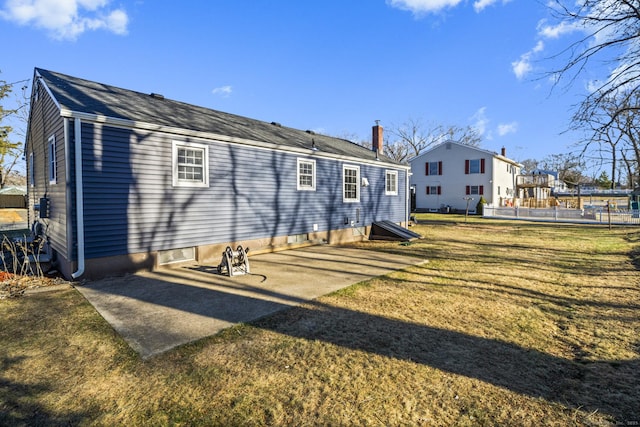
<box><xmin>372</xmin><ymin>121</ymin><xmax>383</xmax><ymax>155</ymax></box>
<box><xmin>501</xmin><ymin>147</ymin><xmax>506</xmax><ymax>157</ymax></box>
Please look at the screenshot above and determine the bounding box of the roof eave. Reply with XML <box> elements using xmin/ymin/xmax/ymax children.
<box><xmin>66</xmin><ymin>110</ymin><xmax>410</xmax><ymax>170</ymax></box>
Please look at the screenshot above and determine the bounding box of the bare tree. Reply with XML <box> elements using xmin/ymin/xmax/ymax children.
<box><xmin>576</xmin><ymin>90</ymin><xmax>640</xmax><ymax>188</ymax></box>
<box><xmin>548</xmin><ymin>1</ymin><xmax>640</xmax><ymax>131</ymax></box>
<box><xmin>540</xmin><ymin>153</ymin><xmax>586</xmax><ymax>187</ymax></box>
<box><xmin>384</xmin><ymin>119</ymin><xmax>482</xmax><ymax>163</ymax></box>
<box><xmin>443</xmin><ymin>125</ymin><xmax>482</xmax><ymax>147</ymax></box>
<box><xmin>0</xmin><ymin>75</ymin><xmax>27</xmax><ymax>187</ymax></box>
<box><xmin>519</xmin><ymin>158</ymin><xmax>540</xmax><ymax>175</ymax></box>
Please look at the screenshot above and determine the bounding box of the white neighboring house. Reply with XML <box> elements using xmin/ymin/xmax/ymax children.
<box><xmin>409</xmin><ymin>141</ymin><xmax>522</xmax><ymax>212</ymax></box>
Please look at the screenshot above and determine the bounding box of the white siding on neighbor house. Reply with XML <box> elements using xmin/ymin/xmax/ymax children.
<box><xmin>409</xmin><ymin>142</ymin><xmax>520</xmax><ymax>211</ymax></box>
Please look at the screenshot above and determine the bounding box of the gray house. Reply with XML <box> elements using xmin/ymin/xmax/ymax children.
<box><xmin>26</xmin><ymin>68</ymin><xmax>410</xmax><ymax>280</ymax></box>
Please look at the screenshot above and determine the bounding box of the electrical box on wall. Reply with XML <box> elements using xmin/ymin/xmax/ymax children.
<box><xmin>38</xmin><ymin>197</ymin><xmax>50</xmax><ymax>218</ymax></box>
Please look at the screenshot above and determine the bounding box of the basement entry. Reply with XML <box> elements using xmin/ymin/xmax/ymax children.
<box><xmin>369</xmin><ymin>220</ymin><xmax>421</xmax><ymax>242</ymax></box>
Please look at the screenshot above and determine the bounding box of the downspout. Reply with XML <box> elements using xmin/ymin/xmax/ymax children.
<box><xmin>71</xmin><ymin>117</ymin><xmax>85</xmax><ymax>279</ymax></box>
<box><xmin>406</xmin><ymin>169</ymin><xmax>412</xmax><ymax>226</ymax></box>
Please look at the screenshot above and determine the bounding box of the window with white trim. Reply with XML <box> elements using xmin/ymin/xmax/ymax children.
<box><xmin>48</xmin><ymin>135</ymin><xmax>57</xmax><ymax>184</ymax></box>
<box><xmin>385</xmin><ymin>170</ymin><xmax>397</xmax><ymax>195</ymax></box>
<box><xmin>297</xmin><ymin>158</ymin><xmax>316</xmax><ymax>191</ymax></box>
<box><xmin>172</xmin><ymin>141</ymin><xmax>209</xmax><ymax>187</ymax></box>
<box><xmin>343</xmin><ymin>165</ymin><xmax>360</xmax><ymax>203</ymax></box>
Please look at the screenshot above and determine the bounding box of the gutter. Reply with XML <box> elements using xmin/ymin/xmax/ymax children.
<box><xmin>406</xmin><ymin>171</ymin><xmax>412</xmax><ymax>226</ymax></box>
<box><xmin>71</xmin><ymin>117</ymin><xmax>85</xmax><ymax>279</ymax></box>
<box><xmin>62</xmin><ymin>110</ymin><xmax>410</xmax><ymax>171</ymax></box>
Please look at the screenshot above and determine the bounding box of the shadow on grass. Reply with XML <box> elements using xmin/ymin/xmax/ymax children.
<box><xmin>0</xmin><ymin>355</ymin><xmax>93</xmax><ymax>426</ymax></box>
<box><xmin>76</xmin><ymin>241</ymin><xmax>638</xmax><ymax>422</ymax></box>
<box><xmin>253</xmin><ymin>302</ymin><xmax>639</xmax><ymax>423</ymax></box>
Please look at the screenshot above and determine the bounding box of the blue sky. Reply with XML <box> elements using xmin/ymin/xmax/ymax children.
<box><xmin>0</xmin><ymin>0</ymin><xmax>598</xmax><ymax>166</ymax></box>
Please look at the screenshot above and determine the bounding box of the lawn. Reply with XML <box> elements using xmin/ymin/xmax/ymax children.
<box><xmin>1</xmin><ymin>216</ymin><xmax>638</xmax><ymax>426</ymax></box>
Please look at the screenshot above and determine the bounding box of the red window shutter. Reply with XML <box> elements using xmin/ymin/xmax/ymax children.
<box><xmin>480</xmin><ymin>158</ymin><xmax>485</xmax><ymax>173</ymax></box>
<box><xmin>465</xmin><ymin>160</ymin><xmax>470</xmax><ymax>174</ymax></box>
<box><xmin>437</xmin><ymin>186</ymin><xmax>442</xmax><ymax>195</ymax></box>
<box><xmin>466</xmin><ymin>186</ymin><xmax>470</xmax><ymax>195</ymax></box>
<box><xmin>426</xmin><ymin>186</ymin><xmax>430</xmax><ymax>195</ymax></box>
<box><xmin>438</xmin><ymin>161</ymin><xmax>443</xmax><ymax>175</ymax></box>
<box><xmin>425</xmin><ymin>162</ymin><xmax>429</xmax><ymax>175</ymax></box>
<box><xmin>480</xmin><ymin>185</ymin><xmax>484</xmax><ymax>195</ymax></box>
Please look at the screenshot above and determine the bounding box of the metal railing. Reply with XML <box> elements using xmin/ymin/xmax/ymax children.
<box><xmin>516</xmin><ymin>175</ymin><xmax>553</xmax><ymax>187</ymax></box>
<box><xmin>483</xmin><ymin>206</ymin><xmax>640</xmax><ymax>225</ymax></box>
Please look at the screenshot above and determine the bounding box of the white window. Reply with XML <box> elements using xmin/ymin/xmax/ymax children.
<box><xmin>385</xmin><ymin>170</ymin><xmax>398</xmax><ymax>195</ymax></box>
<box><xmin>48</xmin><ymin>135</ymin><xmax>56</xmax><ymax>184</ymax></box>
<box><xmin>172</xmin><ymin>141</ymin><xmax>209</xmax><ymax>187</ymax></box>
<box><xmin>343</xmin><ymin>165</ymin><xmax>360</xmax><ymax>203</ymax></box>
<box><xmin>297</xmin><ymin>158</ymin><xmax>316</xmax><ymax>191</ymax></box>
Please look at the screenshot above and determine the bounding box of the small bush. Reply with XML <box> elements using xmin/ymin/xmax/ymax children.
<box><xmin>476</xmin><ymin>196</ymin><xmax>487</xmax><ymax>215</ymax></box>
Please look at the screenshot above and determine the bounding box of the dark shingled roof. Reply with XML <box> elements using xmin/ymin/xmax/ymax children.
<box><xmin>36</xmin><ymin>68</ymin><xmax>398</xmax><ymax>164</ymax></box>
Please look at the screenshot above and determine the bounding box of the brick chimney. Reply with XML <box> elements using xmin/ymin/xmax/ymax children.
<box><xmin>372</xmin><ymin>121</ymin><xmax>383</xmax><ymax>155</ymax></box>
<box><xmin>501</xmin><ymin>147</ymin><xmax>506</xmax><ymax>157</ymax></box>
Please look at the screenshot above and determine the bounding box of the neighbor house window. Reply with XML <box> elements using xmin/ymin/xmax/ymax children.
<box><xmin>465</xmin><ymin>158</ymin><xmax>485</xmax><ymax>174</ymax></box>
<box><xmin>426</xmin><ymin>186</ymin><xmax>441</xmax><ymax>195</ymax></box>
<box><xmin>466</xmin><ymin>185</ymin><xmax>484</xmax><ymax>195</ymax></box>
<box><xmin>426</xmin><ymin>161</ymin><xmax>442</xmax><ymax>175</ymax></box>
<box><xmin>343</xmin><ymin>165</ymin><xmax>360</xmax><ymax>203</ymax></box>
<box><xmin>385</xmin><ymin>170</ymin><xmax>398</xmax><ymax>195</ymax></box>
<box><xmin>297</xmin><ymin>158</ymin><xmax>316</xmax><ymax>191</ymax></box>
<box><xmin>172</xmin><ymin>141</ymin><xmax>209</xmax><ymax>187</ymax></box>
<box><xmin>48</xmin><ymin>135</ymin><xmax>57</xmax><ymax>184</ymax></box>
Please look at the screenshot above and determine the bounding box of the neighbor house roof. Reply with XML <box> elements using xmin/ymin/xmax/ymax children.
<box><xmin>409</xmin><ymin>140</ymin><xmax>522</xmax><ymax>167</ymax></box>
<box><xmin>35</xmin><ymin>68</ymin><xmax>400</xmax><ymax>165</ymax></box>
<box><xmin>0</xmin><ymin>186</ymin><xmax>26</xmax><ymax>195</ymax></box>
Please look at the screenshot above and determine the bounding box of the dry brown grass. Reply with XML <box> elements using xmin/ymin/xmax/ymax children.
<box><xmin>1</xmin><ymin>216</ymin><xmax>639</xmax><ymax>426</ymax></box>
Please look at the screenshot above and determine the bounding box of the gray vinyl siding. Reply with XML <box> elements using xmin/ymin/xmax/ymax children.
<box><xmin>26</xmin><ymin>84</ymin><xmax>70</xmax><ymax>260</ymax></box>
<box><xmin>81</xmin><ymin>123</ymin><xmax>406</xmax><ymax>259</ymax></box>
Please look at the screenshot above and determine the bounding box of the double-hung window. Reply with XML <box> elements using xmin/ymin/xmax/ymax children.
<box><xmin>297</xmin><ymin>158</ymin><xmax>316</xmax><ymax>191</ymax></box>
<box><xmin>426</xmin><ymin>161</ymin><xmax>442</xmax><ymax>175</ymax></box>
<box><xmin>385</xmin><ymin>170</ymin><xmax>398</xmax><ymax>195</ymax></box>
<box><xmin>48</xmin><ymin>135</ymin><xmax>57</xmax><ymax>184</ymax></box>
<box><xmin>172</xmin><ymin>141</ymin><xmax>209</xmax><ymax>187</ymax></box>
<box><xmin>426</xmin><ymin>186</ymin><xmax>441</xmax><ymax>195</ymax></box>
<box><xmin>466</xmin><ymin>185</ymin><xmax>484</xmax><ymax>195</ymax></box>
<box><xmin>465</xmin><ymin>158</ymin><xmax>485</xmax><ymax>174</ymax></box>
<box><xmin>343</xmin><ymin>165</ymin><xmax>360</xmax><ymax>203</ymax></box>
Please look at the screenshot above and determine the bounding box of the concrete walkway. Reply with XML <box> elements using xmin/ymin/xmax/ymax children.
<box><xmin>76</xmin><ymin>245</ymin><xmax>427</xmax><ymax>358</ymax></box>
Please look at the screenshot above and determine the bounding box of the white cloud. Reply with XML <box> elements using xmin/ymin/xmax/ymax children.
<box><xmin>212</xmin><ymin>85</ymin><xmax>233</xmax><ymax>97</ymax></box>
<box><xmin>511</xmin><ymin>40</ymin><xmax>544</xmax><ymax>80</ymax></box>
<box><xmin>470</xmin><ymin>107</ymin><xmax>490</xmax><ymax>138</ymax></box>
<box><xmin>497</xmin><ymin>121</ymin><xmax>518</xmax><ymax>136</ymax></box>
<box><xmin>536</xmin><ymin>19</ymin><xmax>581</xmax><ymax>39</ymax></box>
<box><xmin>0</xmin><ymin>0</ymin><xmax>128</xmax><ymax>40</ymax></box>
<box><xmin>386</xmin><ymin>0</ymin><xmax>463</xmax><ymax>15</ymax></box>
<box><xmin>387</xmin><ymin>0</ymin><xmax>512</xmax><ymax>15</ymax></box>
<box><xmin>473</xmin><ymin>0</ymin><xmax>512</xmax><ymax>13</ymax></box>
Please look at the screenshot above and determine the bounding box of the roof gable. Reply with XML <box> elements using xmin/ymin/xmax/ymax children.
<box><xmin>35</xmin><ymin>68</ymin><xmax>400</xmax><ymax>165</ymax></box>
<box><xmin>409</xmin><ymin>140</ymin><xmax>521</xmax><ymax>167</ymax></box>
